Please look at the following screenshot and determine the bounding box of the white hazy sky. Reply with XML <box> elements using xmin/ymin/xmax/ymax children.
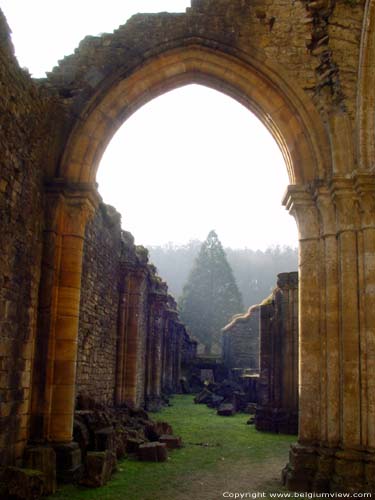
<box><xmin>1</xmin><ymin>0</ymin><xmax>298</xmax><ymax>249</ymax></box>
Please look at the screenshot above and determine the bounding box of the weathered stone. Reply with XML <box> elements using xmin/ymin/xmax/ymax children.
<box><xmin>194</xmin><ymin>388</ymin><xmax>213</xmax><ymax>405</ymax></box>
<box><xmin>23</xmin><ymin>446</ymin><xmax>56</xmax><ymax>495</ymax></box>
<box><xmin>2</xmin><ymin>467</ymin><xmax>45</xmax><ymax>500</ymax></box>
<box><xmin>255</xmin><ymin>273</ymin><xmax>299</xmax><ymax>435</ymax></box>
<box><xmin>53</xmin><ymin>442</ymin><xmax>82</xmax><ymax>483</ymax></box>
<box><xmin>125</xmin><ymin>438</ymin><xmax>144</xmax><ymax>454</ymax></box>
<box><xmin>138</xmin><ymin>442</ymin><xmax>168</xmax><ymax>462</ymax></box>
<box><xmin>1</xmin><ymin>0</ymin><xmax>375</xmax><ymax>493</ymax></box>
<box><xmin>154</xmin><ymin>421</ymin><xmax>173</xmax><ymax>436</ymax></box>
<box><xmin>79</xmin><ymin>451</ymin><xmax>116</xmax><ymax>488</ymax></box>
<box><xmin>222</xmin><ymin>305</ymin><xmax>260</xmax><ymax>370</ymax></box>
<box><xmin>159</xmin><ymin>435</ymin><xmax>182</xmax><ymax>449</ymax></box>
<box><xmin>94</xmin><ymin>427</ymin><xmax>115</xmax><ymax>452</ymax></box>
<box><xmin>217</xmin><ymin>403</ymin><xmax>235</xmax><ymax>416</ymax></box>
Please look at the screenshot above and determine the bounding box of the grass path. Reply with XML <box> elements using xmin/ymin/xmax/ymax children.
<box><xmin>51</xmin><ymin>395</ymin><xmax>297</xmax><ymax>500</ymax></box>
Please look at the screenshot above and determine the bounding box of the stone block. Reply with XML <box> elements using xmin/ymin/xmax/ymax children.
<box><xmin>154</xmin><ymin>421</ymin><xmax>173</xmax><ymax>436</ymax></box>
<box><xmin>138</xmin><ymin>442</ymin><xmax>168</xmax><ymax>462</ymax></box>
<box><xmin>194</xmin><ymin>388</ymin><xmax>213</xmax><ymax>405</ymax></box>
<box><xmin>2</xmin><ymin>466</ymin><xmax>45</xmax><ymax>499</ymax></box>
<box><xmin>80</xmin><ymin>450</ymin><xmax>116</xmax><ymax>488</ymax></box>
<box><xmin>159</xmin><ymin>435</ymin><xmax>182</xmax><ymax>449</ymax></box>
<box><xmin>94</xmin><ymin>427</ymin><xmax>115</xmax><ymax>451</ymax></box>
<box><xmin>125</xmin><ymin>437</ymin><xmax>144</xmax><ymax>454</ymax></box>
<box><xmin>53</xmin><ymin>442</ymin><xmax>82</xmax><ymax>483</ymax></box>
<box><xmin>217</xmin><ymin>403</ymin><xmax>235</xmax><ymax>416</ymax></box>
<box><xmin>24</xmin><ymin>445</ymin><xmax>56</xmax><ymax>495</ymax></box>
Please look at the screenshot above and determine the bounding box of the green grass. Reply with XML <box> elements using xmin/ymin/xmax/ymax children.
<box><xmin>50</xmin><ymin>395</ymin><xmax>296</xmax><ymax>500</ymax></box>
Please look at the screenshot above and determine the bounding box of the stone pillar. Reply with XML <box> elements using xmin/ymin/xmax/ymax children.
<box><xmin>255</xmin><ymin>272</ymin><xmax>298</xmax><ymax>434</ymax></box>
<box><xmin>355</xmin><ymin>173</ymin><xmax>375</xmax><ymax>455</ymax></box>
<box><xmin>279</xmin><ymin>272</ymin><xmax>299</xmax><ymax>421</ymax></box>
<box><xmin>30</xmin><ymin>180</ymin><xmax>98</xmax><ymax>480</ymax></box>
<box><xmin>115</xmin><ymin>273</ymin><xmax>129</xmax><ymax>406</ymax></box>
<box><xmin>283</xmin><ymin>179</ymin><xmax>375</xmax><ymax>493</ymax></box>
<box><xmin>315</xmin><ymin>186</ymin><xmax>340</xmax><ymax>452</ymax></box>
<box><xmin>145</xmin><ymin>291</ymin><xmax>167</xmax><ymax>411</ymax></box>
<box><xmin>332</xmin><ymin>178</ymin><xmax>361</xmax><ymax>452</ymax></box>
<box><xmin>283</xmin><ymin>186</ymin><xmax>323</xmax><ymax>489</ymax></box>
<box><xmin>121</xmin><ymin>269</ymin><xmax>148</xmax><ymax>407</ymax></box>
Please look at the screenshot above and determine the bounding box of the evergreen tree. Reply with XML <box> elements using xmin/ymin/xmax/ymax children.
<box><xmin>178</xmin><ymin>230</ymin><xmax>243</xmax><ymax>355</ymax></box>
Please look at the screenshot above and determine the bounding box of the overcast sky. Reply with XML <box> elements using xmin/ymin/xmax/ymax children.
<box><xmin>1</xmin><ymin>0</ymin><xmax>298</xmax><ymax>249</ymax></box>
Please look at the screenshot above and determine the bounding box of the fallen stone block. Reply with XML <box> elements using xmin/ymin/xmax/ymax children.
<box><xmin>154</xmin><ymin>421</ymin><xmax>173</xmax><ymax>436</ymax></box>
<box><xmin>207</xmin><ymin>394</ymin><xmax>224</xmax><ymax>408</ymax></box>
<box><xmin>245</xmin><ymin>403</ymin><xmax>257</xmax><ymax>414</ymax></box>
<box><xmin>125</xmin><ymin>437</ymin><xmax>144</xmax><ymax>454</ymax></box>
<box><xmin>159</xmin><ymin>435</ymin><xmax>182</xmax><ymax>449</ymax></box>
<box><xmin>80</xmin><ymin>450</ymin><xmax>116</xmax><ymax>488</ymax></box>
<box><xmin>194</xmin><ymin>388</ymin><xmax>213</xmax><ymax>405</ymax></box>
<box><xmin>138</xmin><ymin>442</ymin><xmax>168</xmax><ymax>462</ymax></box>
<box><xmin>2</xmin><ymin>466</ymin><xmax>45</xmax><ymax>500</ymax></box>
<box><xmin>217</xmin><ymin>403</ymin><xmax>235</xmax><ymax>416</ymax></box>
<box><xmin>94</xmin><ymin>427</ymin><xmax>115</xmax><ymax>451</ymax></box>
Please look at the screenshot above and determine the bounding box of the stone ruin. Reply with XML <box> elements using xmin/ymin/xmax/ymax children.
<box><xmin>255</xmin><ymin>272</ymin><xmax>299</xmax><ymax>434</ymax></box>
<box><xmin>222</xmin><ymin>305</ymin><xmax>260</xmax><ymax>370</ymax></box>
<box><xmin>195</xmin><ymin>272</ymin><xmax>298</xmax><ymax>428</ymax></box>
<box><xmin>2</xmin><ymin>0</ymin><xmax>375</xmax><ymax>493</ymax></box>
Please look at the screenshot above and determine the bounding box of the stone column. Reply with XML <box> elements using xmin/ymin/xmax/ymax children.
<box><xmin>283</xmin><ymin>185</ymin><xmax>322</xmax><ymax>489</ymax></box>
<box><xmin>122</xmin><ymin>269</ymin><xmax>147</xmax><ymax>407</ymax></box>
<box><xmin>355</xmin><ymin>173</ymin><xmax>375</xmax><ymax>450</ymax></box>
<box><xmin>30</xmin><ymin>180</ymin><xmax>98</xmax><ymax>480</ymax></box>
<box><xmin>315</xmin><ymin>186</ymin><xmax>340</xmax><ymax>450</ymax></box>
<box><xmin>115</xmin><ymin>272</ymin><xmax>129</xmax><ymax>406</ymax></box>
<box><xmin>331</xmin><ymin>178</ymin><xmax>361</xmax><ymax>451</ymax></box>
<box><xmin>145</xmin><ymin>292</ymin><xmax>167</xmax><ymax>410</ymax></box>
<box><xmin>278</xmin><ymin>272</ymin><xmax>299</xmax><ymax>419</ymax></box>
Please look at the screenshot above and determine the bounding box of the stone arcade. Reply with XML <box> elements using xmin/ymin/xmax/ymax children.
<box><xmin>1</xmin><ymin>0</ymin><xmax>375</xmax><ymax>493</ymax></box>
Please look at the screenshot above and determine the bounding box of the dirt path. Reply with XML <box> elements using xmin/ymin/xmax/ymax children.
<box><xmin>169</xmin><ymin>456</ymin><xmax>287</xmax><ymax>500</ymax></box>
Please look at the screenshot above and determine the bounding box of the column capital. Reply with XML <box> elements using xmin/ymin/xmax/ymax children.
<box><xmin>44</xmin><ymin>178</ymin><xmax>101</xmax><ymax>237</ymax></box>
<box><xmin>283</xmin><ymin>185</ymin><xmax>320</xmax><ymax>240</ymax></box>
<box><xmin>45</xmin><ymin>178</ymin><xmax>101</xmax><ymax>207</ymax></box>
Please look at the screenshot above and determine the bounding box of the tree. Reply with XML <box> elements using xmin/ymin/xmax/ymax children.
<box><xmin>178</xmin><ymin>230</ymin><xmax>243</xmax><ymax>355</ymax></box>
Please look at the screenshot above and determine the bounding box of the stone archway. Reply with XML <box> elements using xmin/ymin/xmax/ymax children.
<box><xmin>32</xmin><ymin>23</ymin><xmax>375</xmax><ymax>495</ymax></box>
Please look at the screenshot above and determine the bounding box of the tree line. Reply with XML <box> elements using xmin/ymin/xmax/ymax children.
<box><xmin>147</xmin><ymin>240</ymin><xmax>298</xmax><ymax>310</ymax></box>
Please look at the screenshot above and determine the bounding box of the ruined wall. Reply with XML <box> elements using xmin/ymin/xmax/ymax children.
<box><xmin>76</xmin><ymin>204</ymin><xmax>122</xmax><ymax>405</ymax></box>
<box><xmin>255</xmin><ymin>272</ymin><xmax>299</xmax><ymax>434</ymax></box>
<box><xmin>222</xmin><ymin>306</ymin><xmax>260</xmax><ymax>370</ymax></box>
<box><xmin>0</xmin><ymin>11</ymin><xmax>51</xmax><ymax>466</ymax></box>
<box><xmin>75</xmin><ymin>205</ymin><xmax>193</xmax><ymax>410</ymax></box>
<box><xmin>43</xmin><ymin>0</ymin><xmax>365</xmax><ymax>159</ymax></box>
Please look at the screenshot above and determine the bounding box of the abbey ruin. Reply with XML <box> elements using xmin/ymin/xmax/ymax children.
<box><xmin>1</xmin><ymin>0</ymin><xmax>375</xmax><ymax>495</ymax></box>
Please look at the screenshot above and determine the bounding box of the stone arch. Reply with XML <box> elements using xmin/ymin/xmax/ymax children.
<box><xmin>36</xmin><ymin>37</ymin><xmax>332</xmax><ymax>477</ymax></box>
<box><xmin>58</xmin><ymin>42</ymin><xmax>331</xmax><ymax>185</ymax></box>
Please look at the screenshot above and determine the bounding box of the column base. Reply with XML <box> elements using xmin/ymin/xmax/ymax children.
<box><xmin>52</xmin><ymin>442</ymin><xmax>82</xmax><ymax>483</ymax></box>
<box><xmin>24</xmin><ymin>445</ymin><xmax>57</xmax><ymax>495</ymax></box>
<box><xmin>145</xmin><ymin>396</ymin><xmax>163</xmax><ymax>412</ymax></box>
<box><xmin>283</xmin><ymin>443</ymin><xmax>375</xmax><ymax>494</ymax></box>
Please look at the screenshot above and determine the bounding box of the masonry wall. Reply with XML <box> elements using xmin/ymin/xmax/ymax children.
<box><xmin>222</xmin><ymin>306</ymin><xmax>260</xmax><ymax>370</ymax></box>
<box><xmin>75</xmin><ymin>203</ymin><xmax>194</xmax><ymax>411</ymax></box>
<box><xmin>76</xmin><ymin>204</ymin><xmax>122</xmax><ymax>405</ymax></box>
<box><xmin>255</xmin><ymin>272</ymin><xmax>299</xmax><ymax>434</ymax></box>
<box><xmin>0</xmin><ymin>11</ymin><xmax>52</xmax><ymax>466</ymax></box>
